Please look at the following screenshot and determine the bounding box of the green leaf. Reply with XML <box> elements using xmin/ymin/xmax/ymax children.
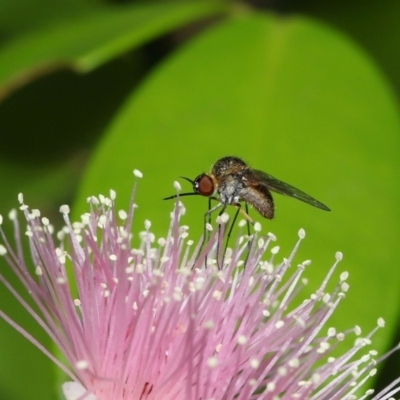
<box><xmin>77</xmin><ymin>11</ymin><xmax>400</xmax><ymax>363</ymax></box>
<box><xmin>0</xmin><ymin>0</ymin><xmax>227</xmax><ymax>99</ymax></box>
<box><xmin>0</xmin><ymin>0</ymin><xmax>95</xmax><ymax>36</ymax></box>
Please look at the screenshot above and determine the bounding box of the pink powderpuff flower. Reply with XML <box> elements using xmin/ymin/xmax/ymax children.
<box><xmin>0</xmin><ymin>172</ymin><xmax>398</xmax><ymax>400</ymax></box>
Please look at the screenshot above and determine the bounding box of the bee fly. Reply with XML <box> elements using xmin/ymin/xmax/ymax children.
<box><xmin>164</xmin><ymin>156</ymin><xmax>330</xmax><ymax>266</ymax></box>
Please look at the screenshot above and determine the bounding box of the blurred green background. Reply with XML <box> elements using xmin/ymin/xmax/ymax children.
<box><xmin>0</xmin><ymin>0</ymin><xmax>399</xmax><ymax>399</ymax></box>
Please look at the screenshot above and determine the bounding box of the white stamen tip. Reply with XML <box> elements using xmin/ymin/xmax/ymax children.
<box><xmin>0</xmin><ymin>215</ymin><xmax>2</xmax><ymax>225</ymax></box>
<box><xmin>369</xmin><ymin>369</ymin><xmax>377</xmax><ymax>377</ymax></box>
<box><xmin>118</xmin><ymin>210</ymin><xmax>128</xmax><ymax>220</ymax></box>
<box><xmin>109</xmin><ymin>189</ymin><xmax>116</xmax><ymax>200</ymax></box>
<box><xmin>173</xmin><ymin>181</ymin><xmax>181</xmax><ymax>191</ymax></box>
<box><xmin>237</xmin><ymin>335</ymin><xmax>247</xmax><ymax>345</ymax></box>
<box><xmin>275</xmin><ymin>320</ymin><xmax>284</xmax><ymax>328</ymax></box>
<box><xmin>75</xmin><ymin>360</ymin><xmax>89</xmax><ymax>370</ymax></box>
<box><xmin>220</xmin><ymin>212</ymin><xmax>229</xmax><ymax>223</ymax></box>
<box><xmin>266</xmin><ymin>382</ymin><xmax>276</xmax><ymax>392</ymax></box>
<box><xmin>206</xmin><ymin>223</ymin><xmax>213</xmax><ymax>232</ymax></box>
<box><xmin>271</xmin><ymin>246</ymin><xmax>280</xmax><ymax>255</ymax></box>
<box><xmin>377</xmin><ymin>318</ymin><xmax>385</xmax><ymax>328</ymax></box>
<box><xmin>288</xmin><ymin>358</ymin><xmax>300</xmax><ymax>368</ymax></box>
<box><xmin>250</xmin><ymin>359</ymin><xmax>260</xmax><ymax>369</ymax></box>
<box><xmin>341</xmin><ymin>282</ymin><xmax>349</xmax><ymax>292</ymax></box>
<box><xmin>133</xmin><ymin>169</ymin><xmax>143</xmax><ymax>178</ymax></box>
<box><xmin>207</xmin><ymin>357</ymin><xmax>218</xmax><ymax>368</ymax></box>
<box><xmin>340</xmin><ymin>271</ymin><xmax>349</xmax><ymax>281</ymax></box>
<box><xmin>59</xmin><ymin>205</ymin><xmax>70</xmax><ymax>215</ymax></box>
<box><xmin>335</xmin><ymin>251</ymin><xmax>343</xmax><ymax>261</ymax></box>
<box><xmin>8</xmin><ymin>209</ymin><xmax>17</xmax><ymax>220</ymax></box>
<box><xmin>238</xmin><ymin>219</ymin><xmax>247</xmax><ymax>227</ymax></box>
<box><xmin>267</xmin><ymin>232</ymin><xmax>277</xmax><ymax>241</ymax></box>
<box><xmin>144</xmin><ymin>220</ymin><xmax>151</xmax><ymax>230</ymax></box>
<box><xmin>0</xmin><ymin>245</ymin><xmax>7</xmax><ymax>256</ymax></box>
<box><xmin>328</xmin><ymin>327</ymin><xmax>336</xmax><ymax>337</ymax></box>
<box><xmin>217</xmin><ymin>213</ymin><xmax>229</xmax><ymax>224</ymax></box>
<box><xmin>17</xmin><ymin>193</ymin><xmax>24</xmax><ymax>204</ymax></box>
<box><xmin>254</xmin><ymin>222</ymin><xmax>262</xmax><ymax>232</ymax></box>
<box><xmin>62</xmin><ymin>382</ymin><xmax>98</xmax><ymax>400</ymax></box>
<box><xmin>298</xmin><ymin>228</ymin><xmax>306</xmax><ymax>238</ymax></box>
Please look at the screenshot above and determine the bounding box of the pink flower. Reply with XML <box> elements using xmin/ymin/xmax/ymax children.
<box><xmin>0</xmin><ymin>174</ymin><xmax>397</xmax><ymax>400</ymax></box>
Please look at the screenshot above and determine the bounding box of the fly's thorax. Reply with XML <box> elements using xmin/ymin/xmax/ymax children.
<box><xmin>211</xmin><ymin>156</ymin><xmax>248</xmax><ymax>178</ymax></box>
<box><xmin>217</xmin><ymin>174</ymin><xmax>244</xmax><ymax>205</ymax></box>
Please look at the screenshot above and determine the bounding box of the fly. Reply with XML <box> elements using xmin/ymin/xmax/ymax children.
<box><xmin>164</xmin><ymin>156</ymin><xmax>330</xmax><ymax>267</ymax></box>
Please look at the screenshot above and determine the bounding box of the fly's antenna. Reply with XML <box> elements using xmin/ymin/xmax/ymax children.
<box><xmin>163</xmin><ymin>176</ymin><xmax>197</xmax><ymax>200</ymax></box>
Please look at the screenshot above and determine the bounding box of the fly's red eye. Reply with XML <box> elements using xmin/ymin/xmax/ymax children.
<box><xmin>194</xmin><ymin>174</ymin><xmax>214</xmax><ymax>196</ymax></box>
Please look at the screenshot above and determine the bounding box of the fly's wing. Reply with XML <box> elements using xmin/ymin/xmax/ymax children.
<box><xmin>251</xmin><ymin>169</ymin><xmax>331</xmax><ymax>211</ymax></box>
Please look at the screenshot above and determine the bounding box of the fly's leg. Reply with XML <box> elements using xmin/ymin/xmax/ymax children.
<box><xmin>193</xmin><ymin>200</ymin><xmax>223</xmax><ymax>268</ymax></box>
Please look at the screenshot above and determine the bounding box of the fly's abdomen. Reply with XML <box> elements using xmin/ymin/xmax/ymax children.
<box><xmin>239</xmin><ymin>185</ymin><xmax>274</xmax><ymax>219</ymax></box>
